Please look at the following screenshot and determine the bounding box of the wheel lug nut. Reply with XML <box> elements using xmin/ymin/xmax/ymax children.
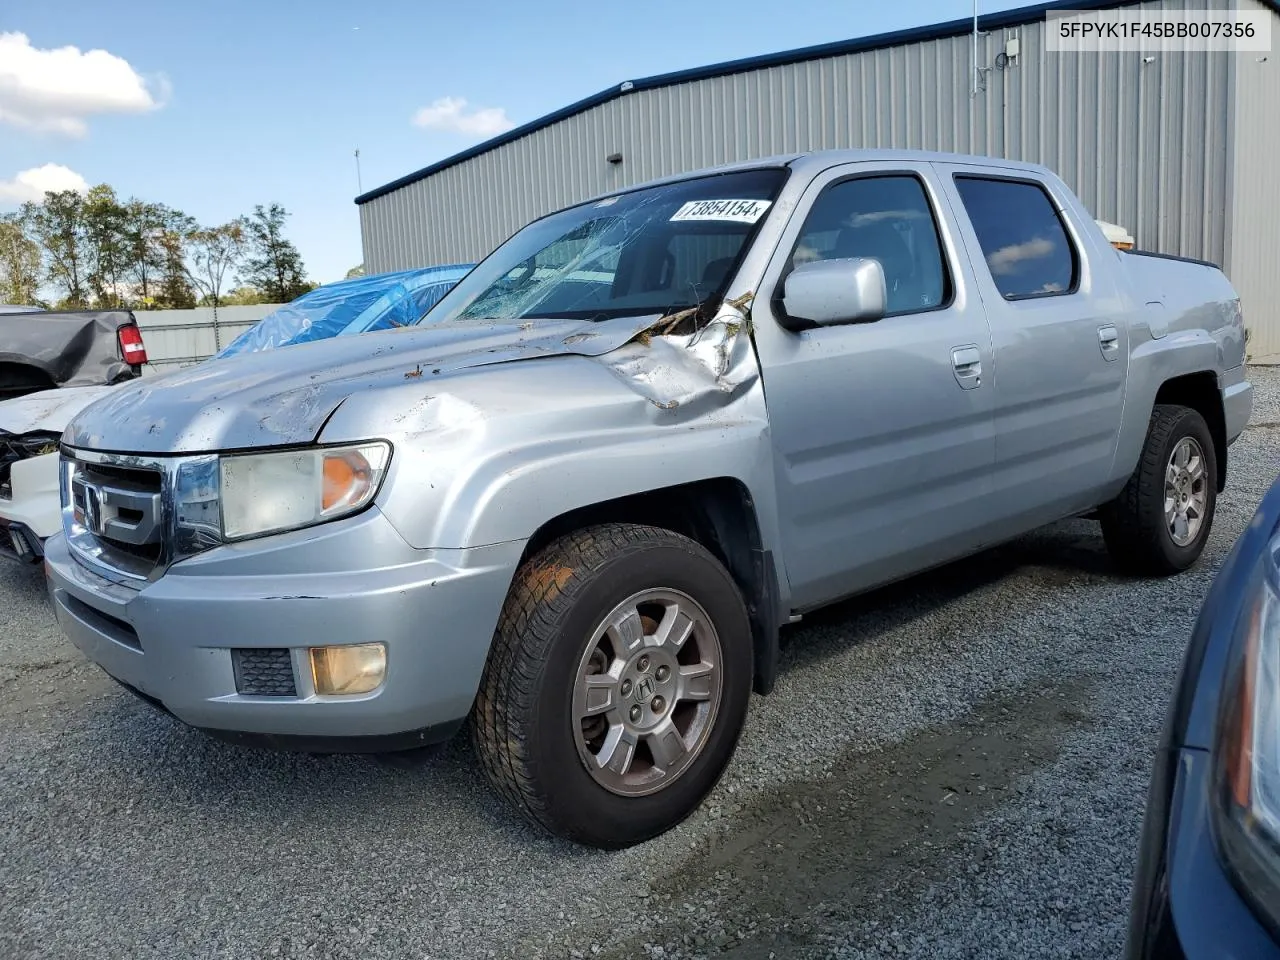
<box><xmin>637</xmin><ymin>655</ymin><xmax>650</xmax><ymax>672</ymax></box>
<box><xmin>655</xmin><ymin>665</ymin><xmax>670</xmax><ymax>683</ymax></box>
<box><xmin>652</xmin><ymin>696</ymin><xmax>666</xmax><ymax>713</ymax></box>
<box><xmin>621</xmin><ymin>679</ymin><xmax>632</xmax><ymax>697</ymax></box>
<box><xmin>629</xmin><ymin>705</ymin><xmax>642</xmax><ymax>722</ymax></box>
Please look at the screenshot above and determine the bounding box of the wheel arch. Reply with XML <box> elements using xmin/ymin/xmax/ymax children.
<box><xmin>1154</xmin><ymin>372</ymin><xmax>1227</xmax><ymax>492</ymax></box>
<box><xmin>520</xmin><ymin>478</ymin><xmax>783</xmax><ymax>695</ymax></box>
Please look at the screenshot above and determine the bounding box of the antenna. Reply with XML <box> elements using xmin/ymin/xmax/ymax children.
<box><xmin>972</xmin><ymin>0</ymin><xmax>981</xmax><ymax>96</ymax></box>
<box><xmin>354</xmin><ymin>148</ymin><xmax>363</xmax><ymax>194</ymax></box>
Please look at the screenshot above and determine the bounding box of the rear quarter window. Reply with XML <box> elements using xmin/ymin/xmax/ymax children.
<box><xmin>954</xmin><ymin>176</ymin><xmax>1079</xmax><ymax>300</ymax></box>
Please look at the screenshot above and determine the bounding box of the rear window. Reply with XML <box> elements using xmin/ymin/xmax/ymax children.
<box><xmin>953</xmin><ymin>176</ymin><xmax>1078</xmax><ymax>300</ymax></box>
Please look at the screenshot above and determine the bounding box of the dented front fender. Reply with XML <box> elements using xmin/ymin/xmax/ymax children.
<box><xmin>318</xmin><ymin>313</ymin><xmax>784</xmax><ymax>579</ymax></box>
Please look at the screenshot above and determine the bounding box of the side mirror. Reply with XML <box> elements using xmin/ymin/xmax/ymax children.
<box><xmin>780</xmin><ymin>257</ymin><xmax>887</xmax><ymax>328</ymax></box>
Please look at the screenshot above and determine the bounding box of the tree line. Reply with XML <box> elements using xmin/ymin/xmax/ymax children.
<box><xmin>0</xmin><ymin>185</ymin><xmax>315</xmax><ymax>312</ymax></box>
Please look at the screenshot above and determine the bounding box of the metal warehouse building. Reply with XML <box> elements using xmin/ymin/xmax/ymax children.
<box><xmin>357</xmin><ymin>0</ymin><xmax>1280</xmax><ymax>361</ymax></box>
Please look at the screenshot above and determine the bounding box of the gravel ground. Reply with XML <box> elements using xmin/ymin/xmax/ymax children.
<box><xmin>2</xmin><ymin>366</ymin><xmax>1278</xmax><ymax>960</ymax></box>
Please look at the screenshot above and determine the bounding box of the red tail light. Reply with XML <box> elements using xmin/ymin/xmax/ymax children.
<box><xmin>118</xmin><ymin>324</ymin><xmax>148</xmax><ymax>366</ymax></box>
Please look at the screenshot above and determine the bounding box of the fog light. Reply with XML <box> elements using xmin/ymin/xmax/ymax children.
<box><xmin>309</xmin><ymin>644</ymin><xmax>386</xmax><ymax>695</ymax></box>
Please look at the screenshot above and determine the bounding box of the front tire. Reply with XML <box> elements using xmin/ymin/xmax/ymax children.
<box><xmin>472</xmin><ymin>523</ymin><xmax>753</xmax><ymax>849</ymax></box>
<box><xmin>1100</xmin><ymin>404</ymin><xmax>1217</xmax><ymax>575</ymax></box>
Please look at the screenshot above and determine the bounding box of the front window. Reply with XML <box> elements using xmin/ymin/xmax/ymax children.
<box><xmin>430</xmin><ymin>168</ymin><xmax>788</xmax><ymax>326</ymax></box>
<box><xmin>785</xmin><ymin>174</ymin><xmax>950</xmax><ymax>317</ymax></box>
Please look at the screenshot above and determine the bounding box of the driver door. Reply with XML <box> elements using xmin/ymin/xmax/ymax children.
<box><xmin>750</xmin><ymin>161</ymin><xmax>997</xmax><ymax>610</ymax></box>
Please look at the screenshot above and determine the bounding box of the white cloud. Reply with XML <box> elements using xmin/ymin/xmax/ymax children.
<box><xmin>987</xmin><ymin>236</ymin><xmax>1056</xmax><ymax>276</ymax></box>
<box><xmin>0</xmin><ymin>31</ymin><xmax>163</xmax><ymax>137</ymax></box>
<box><xmin>412</xmin><ymin>96</ymin><xmax>514</xmax><ymax>137</ymax></box>
<box><xmin>0</xmin><ymin>163</ymin><xmax>89</xmax><ymax>205</ymax></box>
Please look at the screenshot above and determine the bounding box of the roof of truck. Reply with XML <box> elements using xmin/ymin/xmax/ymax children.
<box><xmin>355</xmin><ymin>0</ymin><xmax>1280</xmax><ymax>205</ymax></box>
<box><xmin>573</xmin><ymin>148</ymin><xmax>1056</xmax><ymax>203</ymax></box>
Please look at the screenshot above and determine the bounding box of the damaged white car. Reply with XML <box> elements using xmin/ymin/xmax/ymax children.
<box><xmin>1</xmin><ymin>385</ymin><xmax>124</xmax><ymax>558</ymax></box>
<box><xmin>0</xmin><ymin>310</ymin><xmax>147</xmax><ymax>561</ymax></box>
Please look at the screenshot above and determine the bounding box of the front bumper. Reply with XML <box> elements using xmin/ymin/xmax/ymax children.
<box><xmin>45</xmin><ymin>508</ymin><xmax>522</xmax><ymax>749</ymax></box>
<box><xmin>0</xmin><ymin>451</ymin><xmax>60</xmax><ymax>561</ymax></box>
<box><xmin>1128</xmin><ymin>747</ymin><xmax>1280</xmax><ymax>958</ymax></box>
<box><xmin>0</xmin><ymin>519</ymin><xmax>43</xmax><ymax>562</ymax></box>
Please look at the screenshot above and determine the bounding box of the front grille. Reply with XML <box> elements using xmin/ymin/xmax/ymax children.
<box><xmin>64</xmin><ymin>449</ymin><xmax>227</xmax><ymax>584</ymax></box>
<box><xmin>98</xmin><ymin>537</ymin><xmax>163</xmax><ymax>564</ymax></box>
<box><xmin>232</xmin><ymin>649</ymin><xmax>297</xmax><ymax>697</ymax></box>
<box><xmin>80</xmin><ymin>461</ymin><xmax>163</xmax><ymax>489</ymax></box>
<box><xmin>68</xmin><ymin>456</ymin><xmax>166</xmax><ymax>576</ymax></box>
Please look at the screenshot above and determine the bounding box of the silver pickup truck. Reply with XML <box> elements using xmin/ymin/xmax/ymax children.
<box><xmin>45</xmin><ymin>149</ymin><xmax>1252</xmax><ymax>848</ymax></box>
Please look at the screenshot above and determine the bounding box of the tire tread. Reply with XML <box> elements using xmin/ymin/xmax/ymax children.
<box><xmin>472</xmin><ymin>522</ymin><xmax>733</xmax><ymax>843</ymax></box>
<box><xmin>1100</xmin><ymin>403</ymin><xmax>1215</xmax><ymax>575</ymax></box>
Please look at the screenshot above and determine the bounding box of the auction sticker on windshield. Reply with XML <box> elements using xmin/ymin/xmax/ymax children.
<box><xmin>670</xmin><ymin>199</ymin><xmax>772</xmax><ymax>223</ymax></box>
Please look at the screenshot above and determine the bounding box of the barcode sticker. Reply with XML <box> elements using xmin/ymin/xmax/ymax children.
<box><xmin>670</xmin><ymin>199</ymin><xmax>772</xmax><ymax>224</ymax></box>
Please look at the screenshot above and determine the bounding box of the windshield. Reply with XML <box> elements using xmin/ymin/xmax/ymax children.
<box><xmin>215</xmin><ymin>264</ymin><xmax>473</xmax><ymax>358</ymax></box>
<box><xmin>430</xmin><ymin>168</ymin><xmax>787</xmax><ymax>326</ymax></box>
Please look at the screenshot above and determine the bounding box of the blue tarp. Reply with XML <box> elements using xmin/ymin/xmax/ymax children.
<box><xmin>216</xmin><ymin>264</ymin><xmax>474</xmax><ymax>358</ymax></box>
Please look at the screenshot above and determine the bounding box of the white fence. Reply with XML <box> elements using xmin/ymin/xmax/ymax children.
<box><xmin>133</xmin><ymin>304</ymin><xmax>283</xmax><ymax>376</ymax></box>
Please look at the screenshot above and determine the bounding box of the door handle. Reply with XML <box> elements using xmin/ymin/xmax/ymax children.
<box><xmin>951</xmin><ymin>345</ymin><xmax>982</xmax><ymax>389</ymax></box>
<box><xmin>1098</xmin><ymin>324</ymin><xmax>1120</xmax><ymax>361</ymax></box>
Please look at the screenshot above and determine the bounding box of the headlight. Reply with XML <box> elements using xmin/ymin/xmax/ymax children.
<box><xmin>219</xmin><ymin>442</ymin><xmax>390</xmax><ymax>540</ymax></box>
<box><xmin>1215</xmin><ymin>533</ymin><xmax>1280</xmax><ymax>935</ymax></box>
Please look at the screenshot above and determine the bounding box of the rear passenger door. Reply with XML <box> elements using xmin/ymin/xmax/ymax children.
<box><xmin>937</xmin><ymin>166</ymin><xmax>1129</xmax><ymax>534</ymax></box>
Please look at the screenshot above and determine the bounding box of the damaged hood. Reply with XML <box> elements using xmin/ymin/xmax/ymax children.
<box><xmin>65</xmin><ymin>315</ymin><xmax>664</xmax><ymax>453</ymax></box>
<box><xmin>0</xmin><ymin>385</ymin><xmax>122</xmax><ymax>435</ymax></box>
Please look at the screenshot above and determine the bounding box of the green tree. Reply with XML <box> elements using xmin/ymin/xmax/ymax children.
<box><xmin>220</xmin><ymin>285</ymin><xmax>268</xmax><ymax>306</ymax></box>
<box><xmin>0</xmin><ymin>215</ymin><xmax>42</xmax><ymax>305</ymax></box>
<box><xmin>156</xmin><ymin>210</ymin><xmax>197</xmax><ymax>309</ymax></box>
<box><xmin>120</xmin><ymin>199</ymin><xmax>177</xmax><ymax>307</ymax></box>
<box><xmin>26</xmin><ymin>190</ymin><xmax>91</xmax><ymax>308</ymax></box>
<box><xmin>345</xmin><ymin>264</ymin><xmax>365</xmax><ymax>279</ymax></box>
<box><xmin>240</xmin><ymin>203</ymin><xmax>310</xmax><ymax>302</ymax></box>
<box><xmin>84</xmin><ymin>184</ymin><xmax>129</xmax><ymax>309</ymax></box>
<box><xmin>184</xmin><ymin>221</ymin><xmax>245</xmax><ymax>314</ymax></box>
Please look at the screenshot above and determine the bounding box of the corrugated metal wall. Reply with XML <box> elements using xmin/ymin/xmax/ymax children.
<box><xmin>134</xmin><ymin>304</ymin><xmax>281</xmax><ymax>374</ymax></box>
<box><xmin>1229</xmin><ymin>0</ymin><xmax>1280</xmax><ymax>363</ymax></box>
<box><xmin>361</xmin><ymin>0</ymin><xmax>1274</xmax><ymax>353</ymax></box>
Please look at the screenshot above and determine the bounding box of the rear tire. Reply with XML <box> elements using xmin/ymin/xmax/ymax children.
<box><xmin>472</xmin><ymin>523</ymin><xmax>753</xmax><ymax>849</ymax></box>
<box><xmin>1100</xmin><ymin>404</ymin><xmax>1217</xmax><ymax>575</ymax></box>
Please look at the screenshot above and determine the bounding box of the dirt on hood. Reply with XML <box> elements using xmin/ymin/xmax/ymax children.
<box><xmin>63</xmin><ymin>307</ymin><xmax>758</xmax><ymax>455</ymax></box>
